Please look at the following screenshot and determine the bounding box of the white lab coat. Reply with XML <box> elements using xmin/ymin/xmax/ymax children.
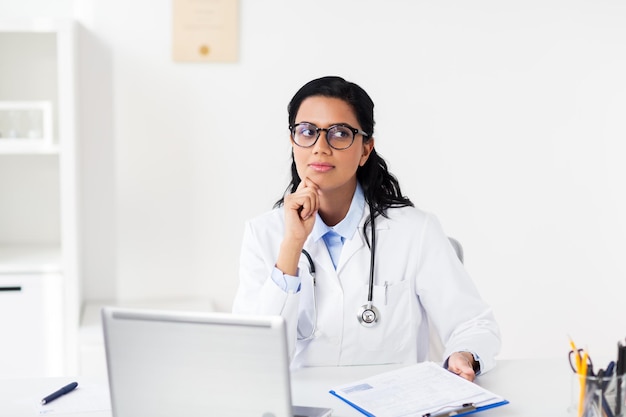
<box><xmin>232</xmin><ymin>205</ymin><xmax>501</xmax><ymax>373</ymax></box>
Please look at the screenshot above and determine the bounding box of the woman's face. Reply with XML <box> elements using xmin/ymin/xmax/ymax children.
<box><xmin>291</xmin><ymin>96</ymin><xmax>374</xmax><ymax>195</ymax></box>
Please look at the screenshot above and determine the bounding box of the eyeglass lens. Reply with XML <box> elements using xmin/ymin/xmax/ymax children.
<box><xmin>292</xmin><ymin>123</ymin><xmax>355</xmax><ymax>150</ymax></box>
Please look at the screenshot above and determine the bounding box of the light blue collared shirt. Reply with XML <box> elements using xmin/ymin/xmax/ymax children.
<box><xmin>272</xmin><ymin>183</ymin><xmax>365</xmax><ymax>292</ymax></box>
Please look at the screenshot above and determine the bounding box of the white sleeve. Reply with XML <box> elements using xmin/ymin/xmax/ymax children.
<box><xmin>232</xmin><ymin>219</ymin><xmax>301</xmax><ymax>359</ymax></box>
<box><xmin>416</xmin><ymin>214</ymin><xmax>501</xmax><ymax>374</ymax></box>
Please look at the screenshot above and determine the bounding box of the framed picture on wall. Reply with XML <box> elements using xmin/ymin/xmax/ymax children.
<box><xmin>172</xmin><ymin>0</ymin><xmax>239</xmax><ymax>62</ymax></box>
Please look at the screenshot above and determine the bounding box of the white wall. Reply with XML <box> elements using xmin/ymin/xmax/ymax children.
<box><xmin>5</xmin><ymin>0</ymin><xmax>626</xmax><ymax>361</ymax></box>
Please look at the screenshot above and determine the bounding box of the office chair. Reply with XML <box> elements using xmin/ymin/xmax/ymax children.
<box><xmin>448</xmin><ymin>237</ymin><xmax>464</xmax><ymax>264</ymax></box>
<box><xmin>428</xmin><ymin>237</ymin><xmax>464</xmax><ymax>362</ymax></box>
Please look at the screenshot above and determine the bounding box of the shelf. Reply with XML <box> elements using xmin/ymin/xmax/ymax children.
<box><xmin>0</xmin><ymin>244</ymin><xmax>62</xmax><ymax>274</ymax></box>
<box><xmin>0</xmin><ymin>142</ymin><xmax>60</xmax><ymax>154</ymax></box>
<box><xmin>0</xmin><ymin>17</ymin><xmax>78</xmax><ymax>375</ymax></box>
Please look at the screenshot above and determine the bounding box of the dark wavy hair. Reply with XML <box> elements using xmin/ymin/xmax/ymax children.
<box><xmin>275</xmin><ymin>76</ymin><xmax>413</xmax><ymax>222</ymax></box>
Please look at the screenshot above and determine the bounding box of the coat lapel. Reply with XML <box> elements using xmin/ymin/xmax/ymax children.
<box><xmin>303</xmin><ymin>237</ymin><xmax>336</xmax><ymax>279</ymax></box>
<box><xmin>336</xmin><ymin>212</ymin><xmax>388</xmax><ymax>273</ymax></box>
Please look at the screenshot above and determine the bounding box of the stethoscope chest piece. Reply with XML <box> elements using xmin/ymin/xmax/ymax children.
<box><xmin>357</xmin><ymin>303</ymin><xmax>380</xmax><ymax>327</ymax></box>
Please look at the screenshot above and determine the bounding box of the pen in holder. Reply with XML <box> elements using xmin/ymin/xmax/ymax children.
<box><xmin>569</xmin><ymin>372</ymin><xmax>626</xmax><ymax>417</ymax></box>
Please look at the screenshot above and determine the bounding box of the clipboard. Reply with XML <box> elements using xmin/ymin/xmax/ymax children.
<box><xmin>328</xmin><ymin>362</ymin><xmax>508</xmax><ymax>417</ymax></box>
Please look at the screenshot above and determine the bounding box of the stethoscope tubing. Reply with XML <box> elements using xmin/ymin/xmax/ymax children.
<box><xmin>367</xmin><ymin>210</ymin><xmax>376</xmax><ymax>303</ymax></box>
<box><xmin>300</xmin><ymin>205</ymin><xmax>378</xmax><ymax>333</ymax></box>
<box><xmin>300</xmin><ymin>248</ymin><xmax>316</xmax><ymax>280</ymax></box>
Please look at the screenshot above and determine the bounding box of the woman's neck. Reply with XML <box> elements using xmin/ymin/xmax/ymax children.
<box><xmin>318</xmin><ymin>182</ymin><xmax>357</xmax><ymax>227</ymax></box>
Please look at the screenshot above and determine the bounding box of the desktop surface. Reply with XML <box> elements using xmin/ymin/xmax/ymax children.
<box><xmin>290</xmin><ymin>358</ymin><xmax>572</xmax><ymax>417</ymax></box>
<box><xmin>0</xmin><ymin>358</ymin><xmax>572</xmax><ymax>417</ymax></box>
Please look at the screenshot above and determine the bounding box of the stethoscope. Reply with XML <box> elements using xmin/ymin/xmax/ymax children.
<box><xmin>298</xmin><ymin>206</ymin><xmax>380</xmax><ymax>340</ymax></box>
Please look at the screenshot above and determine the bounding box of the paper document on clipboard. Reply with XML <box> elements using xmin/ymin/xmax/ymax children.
<box><xmin>329</xmin><ymin>361</ymin><xmax>508</xmax><ymax>417</ymax></box>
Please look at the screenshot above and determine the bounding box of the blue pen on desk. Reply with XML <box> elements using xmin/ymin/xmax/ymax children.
<box><xmin>41</xmin><ymin>382</ymin><xmax>78</xmax><ymax>405</ymax></box>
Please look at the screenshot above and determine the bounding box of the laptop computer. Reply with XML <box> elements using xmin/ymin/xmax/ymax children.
<box><xmin>101</xmin><ymin>307</ymin><xmax>332</xmax><ymax>417</ymax></box>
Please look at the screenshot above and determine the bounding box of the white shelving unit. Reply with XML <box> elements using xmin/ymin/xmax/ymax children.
<box><xmin>0</xmin><ymin>18</ymin><xmax>79</xmax><ymax>377</ymax></box>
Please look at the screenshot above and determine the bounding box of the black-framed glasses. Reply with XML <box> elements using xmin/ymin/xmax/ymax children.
<box><xmin>289</xmin><ymin>122</ymin><xmax>369</xmax><ymax>150</ymax></box>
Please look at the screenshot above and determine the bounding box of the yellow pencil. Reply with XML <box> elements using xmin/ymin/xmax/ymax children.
<box><xmin>578</xmin><ymin>350</ymin><xmax>589</xmax><ymax>417</ymax></box>
<box><xmin>569</xmin><ymin>336</ymin><xmax>581</xmax><ymax>371</ymax></box>
<box><xmin>568</xmin><ymin>335</ymin><xmax>577</xmax><ymax>352</ymax></box>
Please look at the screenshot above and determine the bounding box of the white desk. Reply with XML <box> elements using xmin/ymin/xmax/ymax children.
<box><xmin>292</xmin><ymin>358</ymin><xmax>573</xmax><ymax>417</ymax></box>
<box><xmin>0</xmin><ymin>358</ymin><xmax>573</xmax><ymax>417</ymax></box>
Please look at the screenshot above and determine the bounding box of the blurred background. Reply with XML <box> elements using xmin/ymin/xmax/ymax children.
<box><xmin>1</xmin><ymin>0</ymin><xmax>625</xmax><ymax>375</ymax></box>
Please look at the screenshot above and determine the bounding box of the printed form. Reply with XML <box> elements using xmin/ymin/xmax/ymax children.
<box><xmin>330</xmin><ymin>361</ymin><xmax>507</xmax><ymax>417</ymax></box>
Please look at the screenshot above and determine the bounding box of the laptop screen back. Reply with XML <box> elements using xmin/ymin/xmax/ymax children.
<box><xmin>102</xmin><ymin>307</ymin><xmax>293</xmax><ymax>417</ymax></box>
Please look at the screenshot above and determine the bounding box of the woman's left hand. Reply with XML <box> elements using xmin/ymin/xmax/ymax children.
<box><xmin>446</xmin><ymin>351</ymin><xmax>477</xmax><ymax>382</ymax></box>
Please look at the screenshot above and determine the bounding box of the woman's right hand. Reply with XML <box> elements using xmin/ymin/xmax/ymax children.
<box><xmin>276</xmin><ymin>178</ymin><xmax>320</xmax><ymax>276</ymax></box>
<box><xmin>283</xmin><ymin>177</ymin><xmax>320</xmax><ymax>244</ymax></box>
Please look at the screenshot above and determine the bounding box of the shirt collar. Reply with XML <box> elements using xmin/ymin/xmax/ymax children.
<box><xmin>311</xmin><ymin>183</ymin><xmax>365</xmax><ymax>242</ymax></box>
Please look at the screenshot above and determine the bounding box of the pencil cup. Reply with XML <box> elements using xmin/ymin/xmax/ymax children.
<box><xmin>569</xmin><ymin>373</ymin><xmax>626</xmax><ymax>417</ymax></box>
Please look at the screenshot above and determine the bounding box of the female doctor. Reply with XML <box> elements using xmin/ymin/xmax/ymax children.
<box><xmin>232</xmin><ymin>76</ymin><xmax>501</xmax><ymax>382</ymax></box>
